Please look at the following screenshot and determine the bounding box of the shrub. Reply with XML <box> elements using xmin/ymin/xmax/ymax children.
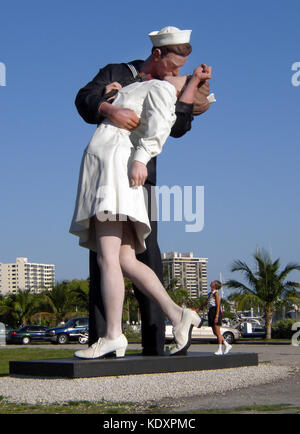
<box><xmin>123</xmin><ymin>324</ymin><xmax>141</xmax><ymax>342</ymax></box>
<box><xmin>271</xmin><ymin>318</ymin><xmax>300</xmax><ymax>339</ymax></box>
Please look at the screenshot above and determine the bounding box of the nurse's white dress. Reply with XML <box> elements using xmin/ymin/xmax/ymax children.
<box><xmin>69</xmin><ymin>79</ymin><xmax>177</xmax><ymax>253</ymax></box>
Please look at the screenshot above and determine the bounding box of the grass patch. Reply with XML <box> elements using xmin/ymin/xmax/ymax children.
<box><xmin>0</xmin><ymin>398</ymin><xmax>145</xmax><ymax>414</ymax></box>
<box><xmin>1</xmin><ymin>398</ymin><xmax>299</xmax><ymax>414</ymax></box>
<box><xmin>180</xmin><ymin>403</ymin><xmax>300</xmax><ymax>414</ymax></box>
<box><xmin>0</xmin><ymin>348</ymin><xmax>75</xmax><ymax>376</ymax></box>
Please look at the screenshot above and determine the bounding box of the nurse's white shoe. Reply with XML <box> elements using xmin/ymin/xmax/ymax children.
<box><xmin>169</xmin><ymin>309</ymin><xmax>201</xmax><ymax>356</ymax></box>
<box><xmin>74</xmin><ymin>334</ymin><xmax>128</xmax><ymax>359</ymax></box>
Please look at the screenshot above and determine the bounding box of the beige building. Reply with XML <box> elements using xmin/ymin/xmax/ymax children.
<box><xmin>161</xmin><ymin>252</ymin><xmax>208</xmax><ymax>298</ymax></box>
<box><xmin>0</xmin><ymin>257</ymin><xmax>55</xmax><ymax>295</ymax></box>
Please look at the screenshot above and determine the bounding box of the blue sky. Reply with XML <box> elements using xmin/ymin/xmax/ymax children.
<box><xmin>1</xmin><ymin>0</ymin><xmax>300</xmax><ymax>292</ymax></box>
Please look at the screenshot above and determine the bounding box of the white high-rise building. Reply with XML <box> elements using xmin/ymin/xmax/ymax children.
<box><xmin>0</xmin><ymin>257</ymin><xmax>55</xmax><ymax>295</ymax></box>
<box><xmin>161</xmin><ymin>252</ymin><xmax>208</xmax><ymax>299</ymax></box>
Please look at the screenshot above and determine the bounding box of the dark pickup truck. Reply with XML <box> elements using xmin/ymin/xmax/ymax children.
<box><xmin>46</xmin><ymin>317</ymin><xmax>89</xmax><ymax>344</ymax></box>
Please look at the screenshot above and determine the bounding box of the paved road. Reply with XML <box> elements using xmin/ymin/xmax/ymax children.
<box><xmin>173</xmin><ymin>342</ymin><xmax>300</xmax><ymax>413</ymax></box>
<box><xmin>167</xmin><ymin>371</ymin><xmax>300</xmax><ymax>413</ymax></box>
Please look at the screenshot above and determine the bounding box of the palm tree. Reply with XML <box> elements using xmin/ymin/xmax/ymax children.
<box><xmin>0</xmin><ymin>290</ymin><xmax>40</xmax><ymax>327</ymax></box>
<box><xmin>225</xmin><ymin>249</ymin><xmax>300</xmax><ymax>339</ymax></box>
<box><xmin>41</xmin><ymin>281</ymin><xmax>74</xmax><ymax>323</ymax></box>
<box><xmin>163</xmin><ymin>267</ymin><xmax>191</xmax><ymax>307</ymax></box>
<box><xmin>186</xmin><ymin>295</ymin><xmax>207</xmax><ymax>311</ymax></box>
<box><xmin>69</xmin><ymin>280</ymin><xmax>89</xmax><ymax>312</ymax></box>
<box><xmin>0</xmin><ymin>295</ymin><xmax>16</xmax><ymax>327</ymax></box>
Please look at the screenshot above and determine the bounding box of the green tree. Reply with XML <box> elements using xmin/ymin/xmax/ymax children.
<box><xmin>165</xmin><ymin>278</ymin><xmax>190</xmax><ymax>306</ymax></box>
<box><xmin>0</xmin><ymin>294</ymin><xmax>17</xmax><ymax>327</ymax></box>
<box><xmin>0</xmin><ymin>290</ymin><xmax>40</xmax><ymax>327</ymax></box>
<box><xmin>41</xmin><ymin>281</ymin><xmax>74</xmax><ymax>323</ymax></box>
<box><xmin>69</xmin><ymin>279</ymin><xmax>89</xmax><ymax>312</ymax></box>
<box><xmin>163</xmin><ymin>268</ymin><xmax>190</xmax><ymax>307</ymax></box>
<box><xmin>186</xmin><ymin>295</ymin><xmax>205</xmax><ymax>311</ymax></box>
<box><xmin>225</xmin><ymin>249</ymin><xmax>300</xmax><ymax>339</ymax></box>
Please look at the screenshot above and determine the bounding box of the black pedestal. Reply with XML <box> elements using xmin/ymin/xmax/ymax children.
<box><xmin>9</xmin><ymin>352</ymin><xmax>258</xmax><ymax>379</ymax></box>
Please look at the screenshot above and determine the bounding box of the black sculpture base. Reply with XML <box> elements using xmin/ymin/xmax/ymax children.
<box><xmin>9</xmin><ymin>352</ymin><xmax>258</xmax><ymax>379</ymax></box>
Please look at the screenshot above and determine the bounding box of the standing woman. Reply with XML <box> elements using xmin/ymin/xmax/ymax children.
<box><xmin>203</xmin><ymin>281</ymin><xmax>232</xmax><ymax>355</ymax></box>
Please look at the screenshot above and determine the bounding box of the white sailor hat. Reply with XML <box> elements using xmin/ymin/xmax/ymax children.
<box><xmin>149</xmin><ymin>26</ymin><xmax>192</xmax><ymax>47</ymax></box>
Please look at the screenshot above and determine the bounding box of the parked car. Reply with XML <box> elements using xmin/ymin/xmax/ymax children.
<box><xmin>8</xmin><ymin>325</ymin><xmax>49</xmax><ymax>345</ymax></box>
<box><xmin>46</xmin><ymin>317</ymin><xmax>89</xmax><ymax>344</ymax></box>
<box><xmin>165</xmin><ymin>319</ymin><xmax>240</xmax><ymax>344</ymax></box>
<box><xmin>238</xmin><ymin>322</ymin><xmax>267</xmax><ymax>338</ymax></box>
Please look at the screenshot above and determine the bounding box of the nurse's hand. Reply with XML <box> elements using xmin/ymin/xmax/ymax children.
<box><xmin>98</xmin><ymin>103</ymin><xmax>140</xmax><ymax>131</ymax></box>
<box><xmin>105</xmin><ymin>81</ymin><xmax>122</xmax><ymax>94</ymax></box>
<box><xmin>129</xmin><ymin>161</ymin><xmax>148</xmax><ymax>186</ymax></box>
<box><xmin>104</xmin><ymin>82</ymin><xmax>122</xmax><ymax>102</ymax></box>
<box><xmin>193</xmin><ymin>64</ymin><xmax>212</xmax><ymax>82</ymax></box>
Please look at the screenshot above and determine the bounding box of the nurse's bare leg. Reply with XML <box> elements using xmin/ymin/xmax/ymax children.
<box><xmin>119</xmin><ymin>222</ymin><xmax>183</xmax><ymax>326</ymax></box>
<box><xmin>94</xmin><ymin>217</ymin><xmax>124</xmax><ymax>340</ymax></box>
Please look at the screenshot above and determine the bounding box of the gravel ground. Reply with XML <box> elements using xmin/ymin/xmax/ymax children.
<box><xmin>0</xmin><ymin>364</ymin><xmax>293</xmax><ymax>405</ymax></box>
